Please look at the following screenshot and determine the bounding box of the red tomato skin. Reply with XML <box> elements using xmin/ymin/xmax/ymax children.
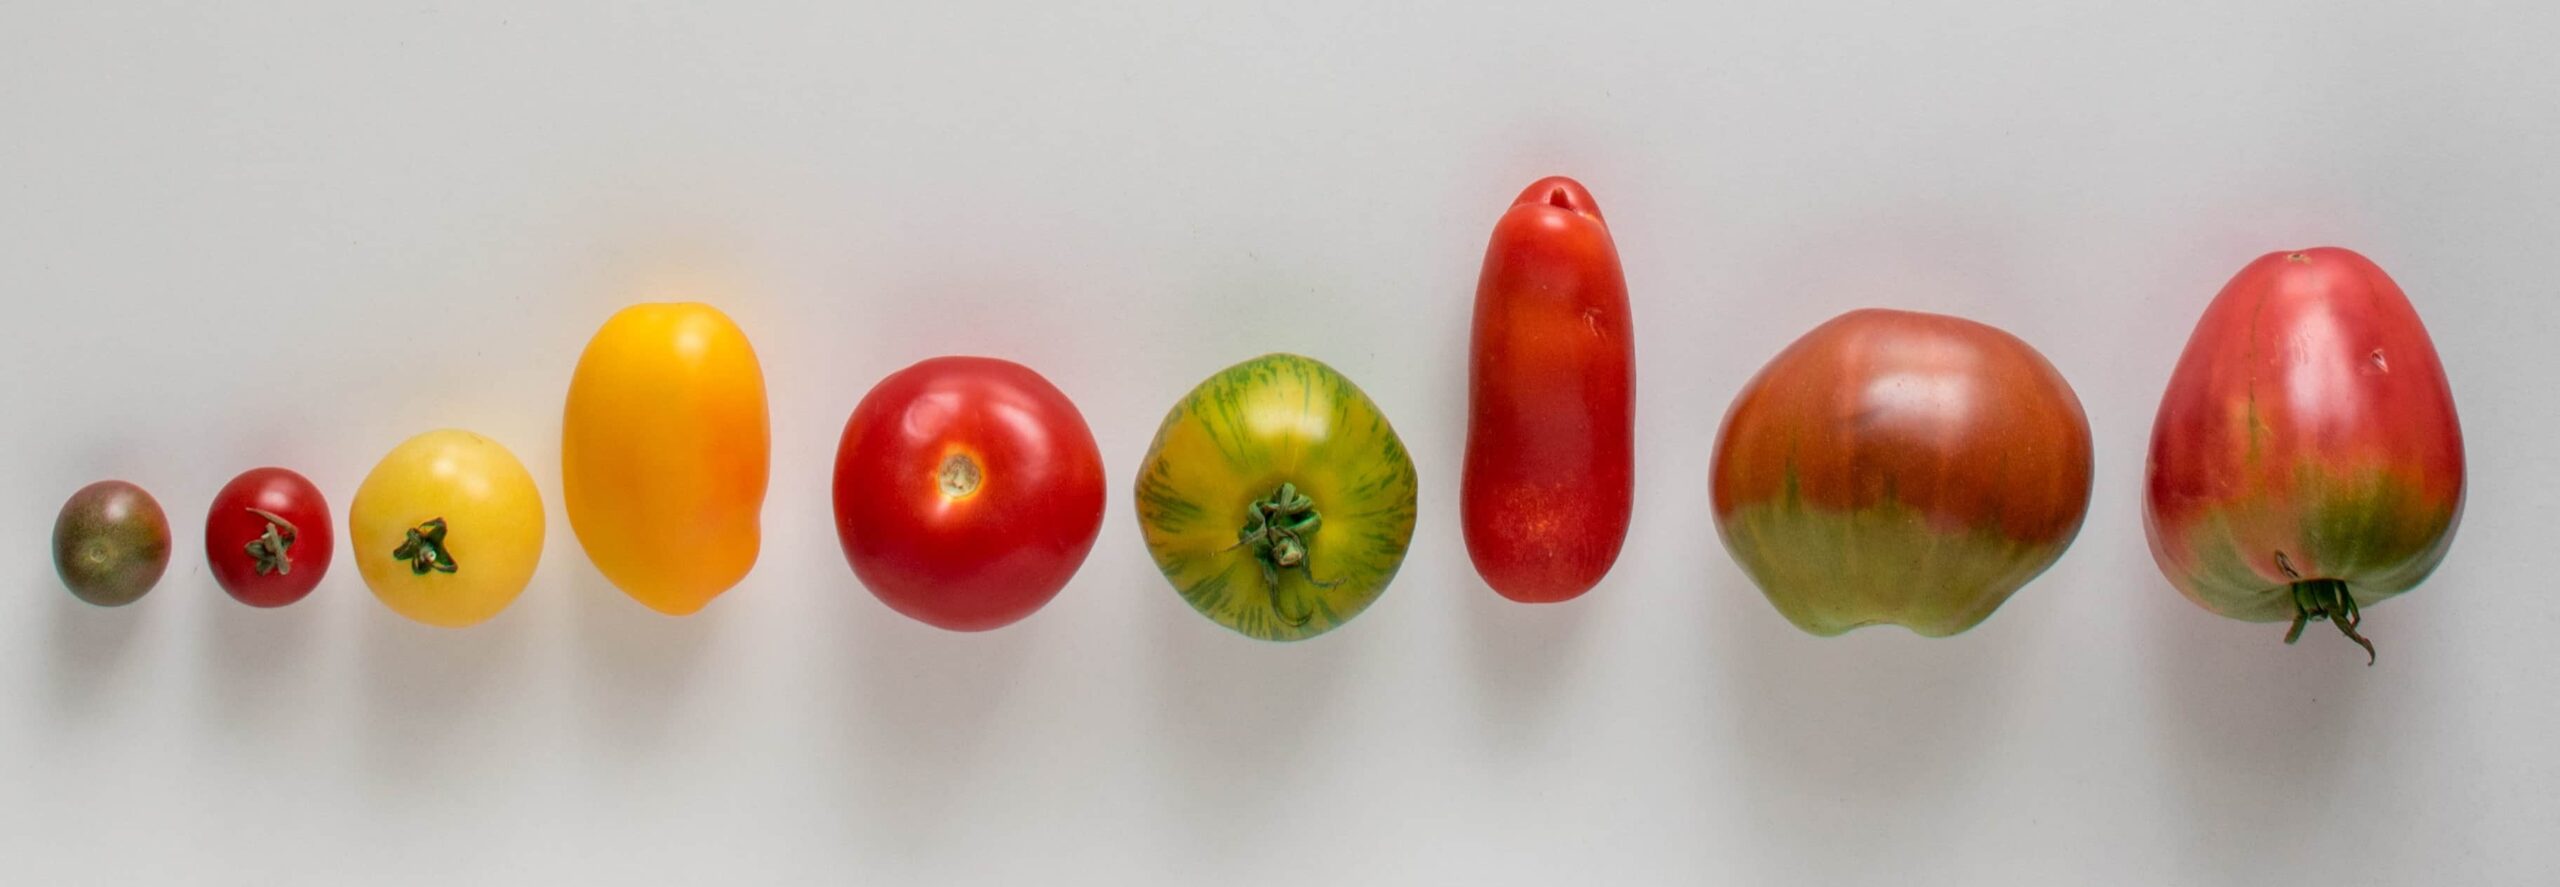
<box><xmin>1461</xmin><ymin>176</ymin><xmax>1635</xmax><ymax>603</ymax></box>
<box><xmin>204</xmin><ymin>467</ymin><xmax>335</xmax><ymax>608</ymax></box>
<box><xmin>1711</xmin><ymin>309</ymin><xmax>2093</xmax><ymax>636</ymax></box>
<box><xmin>2144</xmin><ymin>248</ymin><xmax>2465</xmax><ymax>623</ymax></box>
<box><xmin>832</xmin><ymin>356</ymin><xmax>1107</xmax><ymax>632</ymax></box>
<box><xmin>1713</xmin><ymin>310</ymin><xmax>2094</xmax><ymax>541</ymax></box>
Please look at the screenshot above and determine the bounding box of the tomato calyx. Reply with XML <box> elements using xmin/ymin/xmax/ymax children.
<box><xmin>242</xmin><ymin>507</ymin><xmax>299</xmax><ymax>576</ymax></box>
<box><xmin>1230</xmin><ymin>482</ymin><xmax>1338</xmax><ymax>627</ymax></box>
<box><xmin>2276</xmin><ymin>553</ymin><xmax>2375</xmax><ymax>665</ymax></box>
<box><xmin>938</xmin><ymin>452</ymin><xmax>983</xmax><ymax>500</ymax></box>
<box><xmin>394</xmin><ymin>518</ymin><xmax>458</xmax><ymax>576</ymax></box>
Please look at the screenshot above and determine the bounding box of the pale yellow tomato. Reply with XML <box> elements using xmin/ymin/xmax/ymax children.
<box><xmin>349</xmin><ymin>429</ymin><xmax>546</xmax><ymax>628</ymax></box>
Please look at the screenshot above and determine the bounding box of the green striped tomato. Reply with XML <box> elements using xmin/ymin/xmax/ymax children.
<box><xmin>1134</xmin><ymin>353</ymin><xmax>1419</xmax><ymax>641</ymax></box>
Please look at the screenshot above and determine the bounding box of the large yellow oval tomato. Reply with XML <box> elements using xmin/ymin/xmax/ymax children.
<box><xmin>562</xmin><ymin>302</ymin><xmax>770</xmax><ymax>616</ymax></box>
<box><xmin>1135</xmin><ymin>353</ymin><xmax>1419</xmax><ymax>641</ymax></box>
<box><xmin>350</xmin><ymin>429</ymin><xmax>547</xmax><ymax>628</ymax></box>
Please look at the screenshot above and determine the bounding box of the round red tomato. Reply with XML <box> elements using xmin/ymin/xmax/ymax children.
<box><xmin>205</xmin><ymin>467</ymin><xmax>335</xmax><ymax>608</ymax></box>
<box><xmin>832</xmin><ymin>356</ymin><xmax>1106</xmax><ymax>631</ymax></box>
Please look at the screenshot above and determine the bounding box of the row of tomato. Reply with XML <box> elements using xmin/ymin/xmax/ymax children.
<box><xmin>47</xmin><ymin>177</ymin><xmax>2466</xmax><ymax>660</ymax></box>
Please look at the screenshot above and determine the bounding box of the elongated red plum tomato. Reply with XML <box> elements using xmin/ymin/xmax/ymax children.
<box><xmin>1711</xmin><ymin>309</ymin><xmax>2093</xmax><ymax>637</ymax></box>
<box><xmin>205</xmin><ymin>467</ymin><xmax>334</xmax><ymax>608</ymax></box>
<box><xmin>53</xmin><ymin>480</ymin><xmax>173</xmax><ymax>607</ymax></box>
<box><xmin>833</xmin><ymin>356</ymin><xmax>1107</xmax><ymax>631</ymax></box>
<box><xmin>1462</xmin><ymin>176</ymin><xmax>1635</xmax><ymax>603</ymax></box>
<box><xmin>2144</xmin><ymin>248</ymin><xmax>2463</xmax><ymax>663</ymax></box>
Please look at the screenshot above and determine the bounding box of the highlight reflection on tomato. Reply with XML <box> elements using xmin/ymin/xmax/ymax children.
<box><xmin>832</xmin><ymin>356</ymin><xmax>1106</xmax><ymax>632</ymax></box>
<box><xmin>2144</xmin><ymin>247</ymin><xmax>2464</xmax><ymax>662</ymax></box>
<box><xmin>1712</xmin><ymin>309</ymin><xmax>2093</xmax><ymax>637</ymax></box>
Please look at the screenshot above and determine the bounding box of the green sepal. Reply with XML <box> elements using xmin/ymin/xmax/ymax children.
<box><xmin>242</xmin><ymin>507</ymin><xmax>297</xmax><ymax>576</ymax></box>
<box><xmin>393</xmin><ymin>518</ymin><xmax>458</xmax><ymax>576</ymax></box>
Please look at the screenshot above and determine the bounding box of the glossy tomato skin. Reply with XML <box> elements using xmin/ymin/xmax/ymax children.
<box><xmin>833</xmin><ymin>357</ymin><xmax>1106</xmax><ymax>632</ymax></box>
<box><xmin>2144</xmin><ymin>248</ymin><xmax>2463</xmax><ymax>653</ymax></box>
<box><xmin>1712</xmin><ymin>309</ymin><xmax>2093</xmax><ymax>637</ymax></box>
<box><xmin>350</xmin><ymin>429</ymin><xmax>547</xmax><ymax>628</ymax></box>
<box><xmin>53</xmin><ymin>480</ymin><xmax>173</xmax><ymax>607</ymax></box>
<box><xmin>1135</xmin><ymin>354</ymin><xmax>1420</xmax><ymax>641</ymax></box>
<box><xmin>204</xmin><ymin>467</ymin><xmax>334</xmax><ymax>608</ymax></box>
<box><xmin>563</xmin><ymin>302</ymin><xmax>770</xmax><ymax>617</ymax></box>
<box><xmin>1462</xmin><ymin>176</ymin><xmax>1634</xmax><ymax>603</ymax></box>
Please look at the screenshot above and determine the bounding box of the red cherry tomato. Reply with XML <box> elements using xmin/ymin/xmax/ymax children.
<box><xmin>1462</xmin><ymin>176</ymin><xmax>1635</xmax><ymax>603</ymax></box>
<box><xmin>205</xmin><ymin>467</ymin><xmax>335</xmax><ymax>608</ymax></box>
<box><xmin>832</xmin><ymin>356</ymin><xmax>1106</xmax><ymax>631</ymax></box>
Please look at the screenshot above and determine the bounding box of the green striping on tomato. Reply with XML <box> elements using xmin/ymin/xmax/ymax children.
<box><xmin>1134</xmin><ymin>354</ymin><xmax>1419</xmax><ymax>641</ymax></box>
<box><xmin>1712</xmin><ymin>309</ymin><xmax>2094</xmax><ymax>637</ymax></box>
<box><xmin>53</xmin><ymin>480</ymin><xmax>173</xmax><ymax>607</ymax></box>
<box><xmin>2144</xmin><ymin>247</ymin><xmax>2464</xmax><ymax>662</ymax></box>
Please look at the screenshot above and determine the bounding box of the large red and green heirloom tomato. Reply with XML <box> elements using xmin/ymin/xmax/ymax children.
<box><xmin>205</xmin><ymin>467</ymin><xmax>334</xmax><ymax>608</ymax></box>
<box><xmin>563</xmin><ymin>302</ymin><xmax>770</xmax><ymax>616</ymax></box>
<box><xmin>1712</xmin><ymin>309</ymin><xmax>2093</xmax><ymax>637</ymax></box>
<box><xmin>1135</xmin><ymin>354</ymin><xmax>1420</xmax><ymax>641</ymax></box>
<box><xmin>52</xmin><ymin>480</ymin><xmax>173</xmax><ymax>607</ymax></box>
<box><xmin>2144</xmin><ymin>247</ymin><xmax>2464</xmax><ymax>662</ymax></box>
<box><xmin>833</xmin><ymin>356</ymin><xmax>1107</xmax><ymax>632</ymax></box>
<box><xmin>350</xmin><ymin>429</ymin><xmax>547</xmax><ymax>628</ymax></box>
<box><xmin>1462</xmin><ymin>176</ymin><xmax>1634</xmax><ymax>603</ymax></box>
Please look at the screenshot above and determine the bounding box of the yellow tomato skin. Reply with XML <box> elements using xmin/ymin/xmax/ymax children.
<box><xmin>562</xmin><ymin>302</ymin><xmax>770</xmax><ymax>615</ymax></box>
<box><xmin>350</xmin><ymin>429</ymin><xmax>547</xmax><ymax>628</ymax></box>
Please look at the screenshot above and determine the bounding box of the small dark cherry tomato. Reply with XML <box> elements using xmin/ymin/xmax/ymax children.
<box><xmin>205</xmin><ymin>467</ymin><xmax>335</xmax><ymax>608</ymax></box>
<box><xmin>1462</xmin><ymin>176</ymin><xmax>1635</xmax><ymax>603</ymax></box>
<box><xmin>833</xmin><ymin>356</ymin><xmax>1107</xmax><ymax>632</ymax></box>
<box><xmin>53</xmin><ymin>480</ymin><xmax>173</xmax><ymax>607</ymax></box>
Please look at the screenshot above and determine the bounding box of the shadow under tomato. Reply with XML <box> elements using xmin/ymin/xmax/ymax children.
<box><xmin>2140</xmin><ymin>582</ymin><xmax>2395</xmax><ymax>882</ymax></box>
<box><xmin>832</xmin><ymin>594</ymin><xmax>1042</xmax><ymax>853</ymax></box>
<box><xmin>353</xmin><ymin>584</ymin><xmax>536</xmax><ymax>789</ymax></box>
<box><xmin>45</xmin><ymin>575</ymin><xmax>146</xmax><ymax>717</ymax></box>
<box><xmin>1706</xmin><ymin>569</ymin><xmax>2013</xmax><ymax>882</ymax></box>
<box><xmin>1458</xmin><ymin>570</ymin><xmax>1602</xmax><ymax>752</ymax></box>
<box><xmin>566</xmin><ymin>563</ymin><xmax>721</xmax><ymax>751</ymax></box>
<box><xmin>1144</xmin><ymin>575</ymin><xmax>1357</xmax><ymax>853</ymax></box>
<box><xmin>198</xmin><ymin>578</ymin><xmax>324</xmax><ymax>730</ymax></box>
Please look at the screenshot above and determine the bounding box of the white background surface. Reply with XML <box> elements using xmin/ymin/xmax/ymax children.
<box><xmin>4</xmin><ymin>2</ymin><xmax>2556</xmax><ymax>883</ymax></box>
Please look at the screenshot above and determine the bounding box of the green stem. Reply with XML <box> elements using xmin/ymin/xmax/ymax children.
<box><xmin>2284</xmin><ymin>578</ymin><xmax>2375</xmax><ymax>665</ymax></box>
<box><xmin>242</xmin><ymin>507</ymin><xmax>298</xmax><ymax>576</ymax></box>
<box><xmin>1231</xmin><ymin>482</ymin><xmax>1336</xmax><ymax>627</ymax></box>
<box><xmin>393</xmin><ymin>518</ymin><xmax>458</xmax><ymax>576</ymax></box>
